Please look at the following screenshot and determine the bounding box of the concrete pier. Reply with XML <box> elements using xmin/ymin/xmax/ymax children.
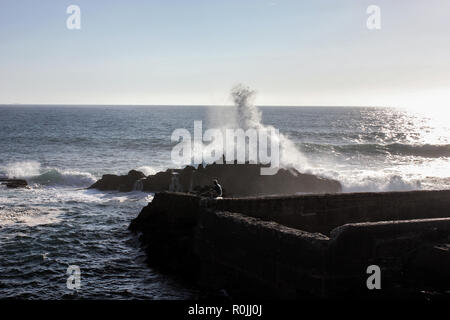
<box><xmin>129</xmin><ymin>190</ymin><xmax>450</xmax><ymax>298</ymax></box>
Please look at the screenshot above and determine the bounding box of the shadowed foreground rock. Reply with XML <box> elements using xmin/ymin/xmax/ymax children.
<box><xmin>0</xmin><ymin>178</ymin><xmax>28</xmax><ymax>188</ymax></box>
<box><xmin>89</xmin><ymin>163</ymin><xmax>342</xmax><ymax>196</ymax></box>
<box><xmin>130</xmin><ymin>190</ymin><xmax>450</xmax><ymax>299</ymax></box>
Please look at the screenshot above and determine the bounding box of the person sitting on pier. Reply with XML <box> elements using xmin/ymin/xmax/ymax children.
<box><xmin>212</xmin><ymin>179</ymin><xmax>222</xmax><ymax>198</ymax></box>
<box><xmin>198</xmin><ymin>179</ymin><xmax>223</xmax><ymax>198</ymax></box>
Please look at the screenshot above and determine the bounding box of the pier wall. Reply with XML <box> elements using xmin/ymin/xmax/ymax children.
<box><xmin>129</xmin><ymin>191</ymin><xmax>450</xmax><ymax>298</ymax></box>
<box><xmin>206</xmin><ymin>190</ymin><xmax>450</xmax><ymax>234</ymax></box>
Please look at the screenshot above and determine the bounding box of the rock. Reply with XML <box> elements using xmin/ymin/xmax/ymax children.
<box><xmin>141</xmin><ymin>163</ymin><xmax>342</xmax><ymax>196</ymax></box>
<box><xmin>0</xmin><ymin>178</ymin><xmax>28</xmax><ymax>188</ymax></box>
<box><xmin>88</xmin><ymin>170</ymin><xmax>145</xmax><ymax>192</ymax></box>
<box><xmin>90</xmin><ymin>163</ymin><xmax>342</xmax><ymax>196</ymax></box>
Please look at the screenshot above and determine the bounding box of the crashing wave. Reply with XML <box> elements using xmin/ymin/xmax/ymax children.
<box><xmin>28</xmin><ymin>169</ymin><xmax>96</xmax><ymax>187</ymax></box>
<box><xmin>341</xmin><ymin>174</ymin><xmax>422</xmax><ymax>192</ymax></box>
<box><xmin>205</xmin><ymin>84</ymin><xmax>308</xmax><ymax>170</ymax></box>
<box><xmin>301</xmin><ymin>143</ymin><xmax>450</xmax><ymax>158</ymax></box>
<box><xmin>3</xmin><ymin>161</ymin><xmax>96</xmax><ymax>187</ymax></box>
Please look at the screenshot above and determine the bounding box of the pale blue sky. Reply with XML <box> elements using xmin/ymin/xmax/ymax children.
<box><xmin>1</xmin><ymin>0</ymin><xmax>450</xmax><ymax>108</ymax></box>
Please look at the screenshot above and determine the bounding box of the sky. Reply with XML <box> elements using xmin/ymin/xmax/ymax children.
<box><xmin>1</xmin><ymin>0</ymin><xmax>450</xmax><ymax>109</ymax></box>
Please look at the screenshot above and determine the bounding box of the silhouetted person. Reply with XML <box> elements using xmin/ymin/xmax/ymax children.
<box><xmin>212</xmin><ymin>179</ymin><xmax>222</xmax><ymax>198</ymax></box>
<box><xmin>198</xmin><ymin>179</ymin><xmax>222</xmax><ymax>198</ymax></box>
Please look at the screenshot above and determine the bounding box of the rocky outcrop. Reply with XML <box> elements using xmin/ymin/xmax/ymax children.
<box><xmin>90</xmin><ymin>163</ymin><xmax>342</xmax><ymax>196</ymax></box>
<box><xmin>0</xmin><ymin>178</ymin><xmax>28</xmax><ymax>188</ymax></box>
<box><xmin>88</xmin><ymin>170</ymin><xmax>145</xmax><ymax>192</ymax></box>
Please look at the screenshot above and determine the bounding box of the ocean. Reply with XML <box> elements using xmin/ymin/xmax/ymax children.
<box><xmin>1</xmin><ymin>105</ymin><xmax>449</xmax><ymax>299</ymax></box>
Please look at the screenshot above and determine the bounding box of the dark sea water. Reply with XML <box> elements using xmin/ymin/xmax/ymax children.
<box><xmin>1</xmin><ymin>105</ymin><xmax>449</xmax><ymax>299</ymax></box>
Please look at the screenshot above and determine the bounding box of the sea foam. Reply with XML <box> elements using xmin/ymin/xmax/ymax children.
<box><xmin>3</xmin><ymin>161</ymin><xmax>96</xmax><ymax>187</ymax></box>
<box><xmin>205</xmin><ymin>84</ymin><xmax>309</xmax><ymax>170</ymax></box>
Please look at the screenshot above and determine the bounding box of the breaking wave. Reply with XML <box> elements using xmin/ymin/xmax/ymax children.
<box><xmin>135</xmin><ymin>165</ymin><xmax>158</xmax><ymax>176</ymax></box>
<box><xmin>341</xmin><ymin>174</ymin><xmax>422</xmax><ymax>192</ymax></box>
<box><xmin>28</xmin><ymin>169</ymin><xmax>96</xmax><ymax>187</ymax></box>
<box><xmin>384</xmin><ymin>143</ymin><xmax>450</xmax><ymax>158</ymax></box>
<box><xmin>302</xmin><ymin>143</ymin><xmax>450</xmax><ymax>158</ymax></box>
<box><xmin>4</xmin><ymin>160</ymin><xmax>41</xmax><ymax>178</ymax></box>
<box><xmin>205</xmin><ymin>84</ymin><xmax>308</xmax><ymax>170</ymax></box>
<box><xmin>3</xmin><ymin>161</ymin><xmax>96</xmax><ymax>187</ymax></box>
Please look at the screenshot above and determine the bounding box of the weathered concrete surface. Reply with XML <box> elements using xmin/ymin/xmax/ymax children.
<box><xmin>129</xmin><ymin>191</ymin><xmax>450</xmax><ymax>299</ymax></box>
<box><xmin>90</xmin><ymin>163</ymin><xmax>342</xmax><ymax>196</ymax></box>
<box><xmin>327</xmin><ymin>218</ymin><xmax>450</xmax><ymax>298</ymax></box>
<box><xmin>129</xmin><ymin>193</ymin><xmax>202</xmax><ymax>277</ymax></box>
<box><xmin>130</xmin><ymin>193</ymin><xmax>330</xmax><ymax>297</ymax></box>
<box><xmin>207</xmin><ymin>190</ymin><xmax>450</xmax><ymax>235</ymax></box>
<box><xmin>194</xmin><ymin>211</ymin><xmax>330</xmax><ymax>298</ymax></box>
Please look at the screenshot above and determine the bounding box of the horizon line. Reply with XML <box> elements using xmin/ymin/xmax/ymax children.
<box><xmin>0</xmin><ymin>103</ymin><xmax>392</xmax><ymax>108</ymax></box>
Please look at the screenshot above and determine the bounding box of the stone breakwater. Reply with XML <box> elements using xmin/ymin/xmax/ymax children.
<box><xmin>89</xmin><ymin>163</ymin><xmax>342</xmax><ymax>196</ymax></box>
<box><xmin>129</xmin><ymin>191</ymin><xmax>450</xmax><ymax>299</ymax></box>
